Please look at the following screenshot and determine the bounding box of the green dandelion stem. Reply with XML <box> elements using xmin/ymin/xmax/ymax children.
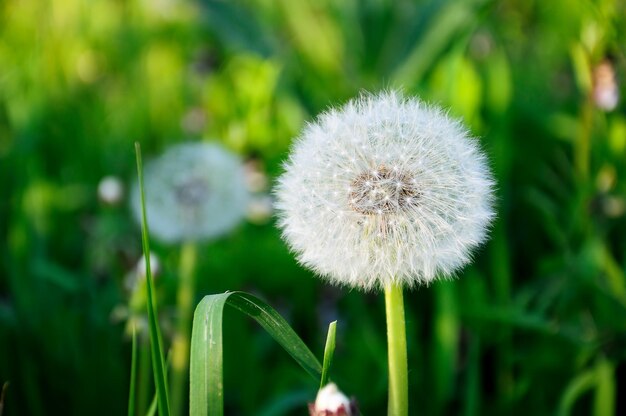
<box><xmin>385</xmin><ymin>282</ymin><xmax>409</xmax><ymax>416</ymax></box>
<box><xmin>171</xmin><ymin>242</ymin><xmax>198</xmax><ymax>416</ymax></box>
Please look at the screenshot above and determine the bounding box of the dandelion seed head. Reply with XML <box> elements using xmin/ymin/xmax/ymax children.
<box><xmin>131</xmin><ymin>142</ymin><xmax>248</xmax><ymax>243</ymax></box>
<box><xmin>275</xmin><ymin>91</ymin><xmax>495</xmax><ymax>291</ymax></box>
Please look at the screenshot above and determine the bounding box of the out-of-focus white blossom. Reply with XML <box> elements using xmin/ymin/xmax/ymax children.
<box><xmin>593</xmin><ymin>60</ymin><xmax>619</xmax><ymax>111</ymax></box>
<box><xmin>244</xmin><ymin>159</ymin><xmax>269</xmax><ymax>193</ymax></box>
<box><xmin>124</xmin><ymin>251</ymin><xmax>161</xmax><ymax>293</ymax></box>
<box><xmin>131</xmin><ymin>142</ymin><xmax>248</xmax><ymax>243</ymax></box>
<box><xmin>308</xmin><ymin>383</ymin><xmax>356</xmax><ymax>416</ymax></box>
<box><xmin>98</xmin><ymin>175</ymin><xmax>124</xmax><ymax>205</ymax></box>
<box><xmin>136</xmin><ymin>251</ymin><xmax>161</xmax><ymax>279</ymax></box>
<box><xmin>181</xmin><ymin>107</ymin><xmax>206</xmax><ymax>134</ymax></box>
<box><xmin>247</xmin><ymin>195</ymin><xmax>274</xmax><ymax>224</ymax></box>
<box><xmin>276</xmin><ymin>91</ymin><xmax>495</xmax><ymax>291</ymax></box>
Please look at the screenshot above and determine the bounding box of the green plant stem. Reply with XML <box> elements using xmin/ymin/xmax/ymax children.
<box><xmin>594</xmin><ymin>356</ymin><xmax>615</xmax><ymax>416</ymax></box>
<box><xmin>576</xmin><ymin>95</ymin><xmax>593</xmax><ymax>182</ymax></box>
<box><xmin>170</xmin><ymin>242</ymin><xmax>198</xmax><ymax>416</ymax></box>
<box><xmin>385</xmin><ymin>282</ymin><xmax>409</xmax><ymax>416</ymax></box>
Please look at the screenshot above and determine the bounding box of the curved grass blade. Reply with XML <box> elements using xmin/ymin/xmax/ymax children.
<box><xmin>558</xmin><ymin>369</ymin><xmax>595</xmax><ymax>416</ymax></box>
<box><xmin>320</xmin><ymin>320</ymin><xmax>337</xmax><ymax>388</ymax></box>
<box><xmin>135</xmin><ymin>142</ymin><xmax>171</xmax><ymax>416</ymax></box>
<box><xmin>593</xmin><ymin>357</ymin><xmax>615</xmax><ymax>416</ymax></box>
<box><xmin>190</xmin><ymin>291</ymin><xmax>323</xmax><ymax>416</ymax></box>
<box><xmin>128</xmin><ymin>326</ymin><xmax>137</xmax><ymax>416</ymax></box>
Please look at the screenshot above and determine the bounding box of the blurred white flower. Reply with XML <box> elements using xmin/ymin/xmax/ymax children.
<box><xmin>124</xmin><ymin>251</ymin><xmax>161</xmax><ymax>293</ymax></box>
<box><xmin>244</xmin><ymin>159</ymin><xmax>270</xmax><ymax>193</ymax></box>
<box><xmin>593</xmin><ymin>60</ymin><xmax>619</xmax><ymax>111</ymax></box>
<box><xmin>276</xmin><ymin>91</ymin><xmax>495</xmax><ymax>291</ymax></box>
<box><xmin>136</xmin><ymin>251</ymin><xmax>161</xmax><ymax>279</ymax></box>
<box><xmin>309</xmin><ymin>383</ymin><xmax>356</xmax><ymax>416</ymax></box>
<box><xmin>246</xmin><ymin>195</ymin><xmax>274</xmax><ymax>224</ymax></box>
<box><xmin>98</xmin><ymin>175</ymin><xmax>124</xmax><ymax>205</ymax></box>
<box><xmin>131</xmin><ymin>142</ymin><xmax>248</xmax><ymax>243</ymax></box>
<box><xmin>181</xmin><ymin>107</ymin><xmax>206</xmax><ymax>135</ymax></box>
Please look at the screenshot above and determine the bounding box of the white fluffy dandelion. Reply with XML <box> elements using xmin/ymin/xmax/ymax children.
<box><xmin>276</xmin><ymin>91</ymin><xmax>495</xmax><ymax>291</ymax></box>
<box><xmin>131</xmin><ymin>142</ymin><xmax>248</xmax><ymax>243</ymax></box>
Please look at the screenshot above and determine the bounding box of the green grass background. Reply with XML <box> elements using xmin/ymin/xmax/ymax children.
<box><xmin>1</xmin><ymin>0</ymin><xmax>625</xmax><ymax>415</ymax></box>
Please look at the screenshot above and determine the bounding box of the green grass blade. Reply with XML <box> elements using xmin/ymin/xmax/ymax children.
<box><xmin>128</xmin><ymin>325</ymin><xmax>137</xmax><ymax>416</ymax></box>
<box><xmin>146</xmin><ymin>394</ymin><xmax>157</xmax><ymax>416</ymax></box>
<box><xmin>135</xmin><ymin>142</ymin><xmax>171</xmax><ymax>416</ymax></box>
<box><xmin>190</xmin><ymin>291</ymin><xmax>323</xmax><ymax>416</ymax></box>
<box><xmin>558</xmin><ymin>370</ymin><xmax>595</xmax><ymax>416</ymax></box>
<box><xmin>593</xmin><ymin>357</ymin><xmax>615</xmax><ymax>416</ymax></box>
<box><xmin>146</xmin><ymin>352</ymin><xmax>173</xmax><ymax>416</ymax></box>
<box><xmin>320</xmin><ymin>320</ymin><xmax>337</xmax><ymax>389</ymax></box>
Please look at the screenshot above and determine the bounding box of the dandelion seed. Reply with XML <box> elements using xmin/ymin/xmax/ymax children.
<box><xmin>275</xmin><ymin>91</ymin><xmax>495</xmax><ymax>291</ymax></box>
<box><xmin>131</xmin><ymin>142</ymin><xmax>248</xmax><ymax>243</ymax></box>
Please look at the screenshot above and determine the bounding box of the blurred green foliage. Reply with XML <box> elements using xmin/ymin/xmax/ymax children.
<box><xmin>1</xmin><ymin>0</ymin><xmax>625</xmax><ymax>415</ymax></box>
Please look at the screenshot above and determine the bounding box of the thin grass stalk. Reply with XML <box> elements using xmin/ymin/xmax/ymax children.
<box><xmin>135</xmin><ymin>142</ymin><xmax>171</xmax><ymax>416</ymax></box>
<box><xmin>128</xmin><ymin>326</ymin><xmax>138</xmax><ymax>416</ymax></box>
<box><xmin>137</xmin><ymin>339</ymin><xmax>151</xmax><ymax>416</ymax></box>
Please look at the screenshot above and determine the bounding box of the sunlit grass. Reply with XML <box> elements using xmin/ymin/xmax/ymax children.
<box><xmin>0</xmin><ymin>0</ymin><xmax>625</xmax><ymax>415</ymax></box>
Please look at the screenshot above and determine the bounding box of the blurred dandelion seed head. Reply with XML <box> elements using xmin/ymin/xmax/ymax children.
<box><xmin>131</xmin><ymin>142</ymin><xmax>248</xmax><ymax>243</ymax></box>
<box><xmin>276</xmin><ymin>91</ymin><xmax>495</xmax><ymax>291</ymax></box>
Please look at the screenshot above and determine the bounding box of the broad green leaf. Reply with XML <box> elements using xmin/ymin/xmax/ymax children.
<box><xmin>190</xmin><ymin>291</ymin><xmax>322</xmax><ymax>416</ymax></box>
<box><xmin>135</xmin><ymin>142</ymin><xmax>171</xmax><ymax>416</ymax></box>
<box><xmin>320</xmin><ymin>320</ymin><xmax>337</xmax><ymax>389</ymax></box>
